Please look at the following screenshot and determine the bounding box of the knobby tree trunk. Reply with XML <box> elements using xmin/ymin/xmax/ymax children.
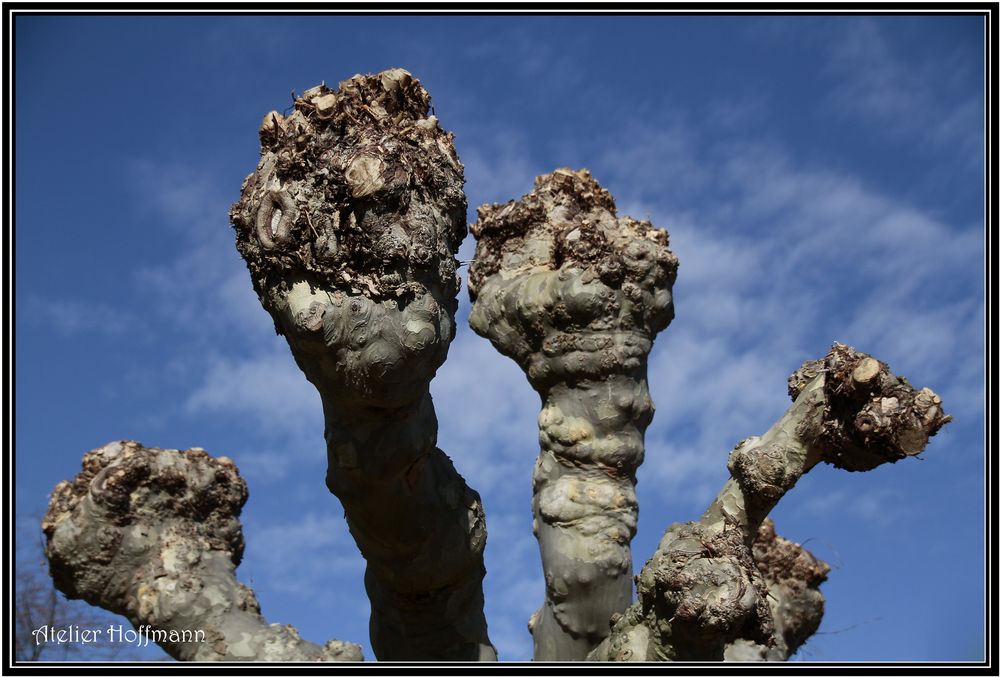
<box><xmin>40</xmin><ymin>70</ymin><xmax>954</xmax><ymax>665</ymax></box>
<box><xmin>228</xmin><ymin>69</ymin><xmax>495</xmax><ymax>661</ymax></box>
<box><xmin>43</xmin><ymin>440</ymin><xmax>362</xmax><ymax>661</ymax></box>
<box><xmin>588</xmin><ymin>343</ymin><xmax>950</xmax><ymax>661</ymax></box>
<box><xmin>724</xmin><ymin>518</ymin><xmax>830</xmax><ymax>662</ymax></box>
<box><xmin>467</xmin><ymin>169</ymin><xmax>678</xmax><ymax>660</ymax></box>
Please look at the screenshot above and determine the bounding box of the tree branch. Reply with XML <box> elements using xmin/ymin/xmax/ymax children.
<box><xmin>589</xmin><ymin>343</ymin><xmax>951</xmax><ymax>661</ymax></box>
<box><xmin>724</xmin><ymin>519</ymin><xmax>830</xmax><ymax>662</ymax></box>
<box><xmin>43</xmin><ymin>440</ymin><xmax>362</xmax><ymax>661</ymax></box>
<box><xmin>229</xmin><ymin>69</ymin><xmax>495</xmax><ymax>661</ymax></box>
<box><xmin>468</xmin><ymin>168</ymin><xmax>678</xmax><ymax>660</ymax></box>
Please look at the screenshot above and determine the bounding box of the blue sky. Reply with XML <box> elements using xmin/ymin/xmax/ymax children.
<box><xmin>13</xmin><ymin>14</ymin><xmax>985</xmax><ymax>662</ymax></box>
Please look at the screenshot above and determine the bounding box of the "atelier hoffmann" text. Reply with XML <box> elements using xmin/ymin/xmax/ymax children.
<box><xmin>31</xmin><ymin>624</ymin><xmax>205</xmax><ymax>648</ymax></box>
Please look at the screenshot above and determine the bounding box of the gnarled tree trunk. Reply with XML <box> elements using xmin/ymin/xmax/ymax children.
<box><xmin>228</xmin><ymin>69</ymin><xmax>495</xmax><ymax>661</ymax></box>
<box><xmin>40</xmin><ymin>75</ymin><xmax>955</xmax><ymax>665</ymax></box>
<box><xmin>589</xmin><ymin>343</ymin><xmax>950</xmax><ymax>661</ymax></box>
<box><xmin>724</xmin><ymin>518</ymin><xmax>830</xmax><ymax>662</ymax></box>
<box><xmin>467</xmin><ymin>168</ymin><xmax>678</xmax><ymax>660</ymax></box>
<box><xmin>43</xmin><ymin>440</ymin><xmax>362</xmax><ymax>661</ymax></box>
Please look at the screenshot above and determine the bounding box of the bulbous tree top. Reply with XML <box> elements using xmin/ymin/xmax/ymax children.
<box><xmin>468</xmin><ymin>168</ymin><xmax>679</xmax><ymax>388</ymax></box>
<box><xmin>469</xmin><ymin>168</ymin><xmax>678</xmax><ymax>304</ymax></box>
<box><xmin>230</xmin><ymin>68</ymin><xmax>467</xmax><ymax>326</ymax></box>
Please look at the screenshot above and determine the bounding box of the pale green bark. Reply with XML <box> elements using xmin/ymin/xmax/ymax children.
<box><xmin>468</xmin><ymin>168</ymin><xmax>678</xmax><ymax>660</ymax></box>
<box><xmin>724</xmin><ymin>519</ymin><xmax>830</xmax><ymax>662</ymax></box>
<box><xmin>589</xmin><ymin>343</ymin><xmax>951</xmax><ymax>661</ymax></box>
<box><xmin>43</xmin><ymin>441</ymin><xmax>362</xmax><ymax>661</ymax></box>
<box><xmin>230</xmin><ymin>69</ymin><xmax>495</xmax><ymax>661</ymax></box>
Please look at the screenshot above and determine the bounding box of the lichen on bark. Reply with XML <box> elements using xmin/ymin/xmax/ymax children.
<box><xmin>230</xmin><ymin>69</ymin><xmax>495</xmax><ymax>661</ymax></box>
<box><xmin>589</xmin><ymin>343</ymin><xmax>950</xmax><ymax>662</ymax></box>
<box><xmin>468</xmin><ymin>168</ymin><xmax>678</xmax><ymax>660</ymax></box>
<box><xmin>43</xmin><ymin>440</ymin><xmax>362</xmax><ymax>662</ymax></box>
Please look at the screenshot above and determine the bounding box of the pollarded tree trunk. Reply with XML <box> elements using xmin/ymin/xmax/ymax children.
<box><xmin>43</xmin><ymin>440</ymin><xmax>362</xmax><ymax>661</ymax></box>
<box><xmin>228</xmin><ymin>69</ymin><xmax>495</xmax><ymax>661</ymax></box>
<box><xmin>40</xmin><ymin>70</ymin><xmax>954</xmax><ymax>665</ymax></box>
<box><xmin>589</xmin><ymin>343</ymin><xmax>950</xmax><ymax>661</ymax></box>
<box><xmin>467</xmin><ymin>168</ymin><xmax>678</xmax><ymax>660</ymax></box>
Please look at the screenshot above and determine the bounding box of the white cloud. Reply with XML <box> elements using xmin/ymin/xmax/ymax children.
<box><xmin>824</xmin><ymin>17</ymin><xmax>983</xmax><ymax>164</ymax></box>
<box><xmin>457</xmin><ymin>126</ymin><xmax>541</xmax><ymax>213</ymax></box>
<box><xmin>136</xmin><ymin>248</ymin><xmax>272</xmax><ymax>343</ymax></box>
<box><xmin>703</xmin><ymin>91</ymin><xmax>769</xmax><ymax>134</ymax></box>
<box><xmin>595</xmin><ymin>121</ymin><xmax>710</xmax><ymax>205</ymax></box>
<box><xmin>24</xmin><ymin>297</ymin><xmax>136</xmax><ymax>336</ymax></box>
<box><xmin>459</xmin><ymin>22</ymin><xmax>586</xmax><ymax>90</ymax></box>
<box><xmin>185</xmin><ymin>347</ymin><xmax>315</xmax><ymax>425</ymax></box>
<box><xmin>480</xmin><ymin>508</ymin><xmax>545</xmax><ymax>661</ymax></box>
<box><xmin>791</xmin><ymin>478</ymin><xmax>913</xmax><ymax>533</ymax></box>
<box><xmin>242</xmin><ymin>511</ymin><xmax>365</xmax><ymax>599</ymax></box>
<box><xmin>432</xmin><ymin>327</ymin><xmax>540</xmax><ymax>499</ymax></box>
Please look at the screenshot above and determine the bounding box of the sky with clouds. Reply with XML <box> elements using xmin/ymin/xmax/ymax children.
<box><xmin>13</xmin><ymin>13</ymin><xmax>986</xmax><ymax>662</ymax></box>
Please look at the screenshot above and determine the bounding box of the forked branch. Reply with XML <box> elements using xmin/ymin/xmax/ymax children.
<box><xmin>589</xmin><ymin>344</ymin><xmax>950</xmax><ymax>661</ymax></box>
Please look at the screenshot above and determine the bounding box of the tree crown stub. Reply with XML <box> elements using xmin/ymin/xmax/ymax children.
<box><xmin>42</xmin><ymin>441</ymin><xmax>248</xmax><ymax>614</ymax></box>
<box><xmin>469</xmin><ymin>168</ymin><xmax>677</xmax><ymax>300</ymax></box>
<box><xmin>229</xmin><ymin>69</ymin><xmax>468</xmax><ymax>404</ymax></box>
<box><xmin>229</xmin><ymin>68</ymin><xmax>467</xmax><ymax>328</ymax></box>
<box><xmin>468</xmin><ymin>168</ymin><xmax>678</xmax><ymax>389</ymax></box>
<box><xmin>788</xmin><ymin>343</ymin><xmax>952</xmax><ymax>472</ymax></box>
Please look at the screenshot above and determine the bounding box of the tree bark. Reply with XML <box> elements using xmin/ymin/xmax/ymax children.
<box><xmin>229</xmin><ymin>69</ymin><xmax>495</xmax><ymax>661</ymax></box>
<box><xmin>724</xmin><ymin>519</ymin><xmax>830</xmax><ymax>662</ymax></box>
<box><xmin>43</xmin><ymin>440</ymin><xmax>362</xmax><ymax>661</ymax></box>
<box><xmin>467</xmin><ymin>168</ymin><xmax>678</xmax><ymax>660</ymax></box>
<box><xmin>588</xmin><ymin>343</ymin><xmax>951</xmax><ymax>661</ymax></box>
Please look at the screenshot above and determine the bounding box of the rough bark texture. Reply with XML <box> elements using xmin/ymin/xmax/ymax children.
<box><xmin>588</xmin><ymin>343</ymin><xmax>951</xmax><ymax>661</ymax></box>
<box><xmin>724</xmin><ymin>519</ymin><xmax>830</xmax><ymax>662</ymax></box>
<box><xmin>468</xmin><ymin>168</ymin><xmax>678</xmax><ymax>660</ymax></box>
<box><xmin>42</xmin><ymin>440</ymin><xmax>362</xmax><ymax>662</ymax></box>
<box><xmin>229</xmin><ymin>69</ymin><xmax>495</xmax><ymax>661</ymax></box>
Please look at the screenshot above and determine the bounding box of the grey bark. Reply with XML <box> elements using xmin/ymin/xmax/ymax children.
<box><xmin>39</xmin><ymin>71</ymin><xmax>956</xmax><ymax>664</ymax></box>
<box><xmin>467</xmin><ymin>169</ymin><xmax>678</xmax><ymax>660</ymax></box>
<box><xmin>229</xmin><ymin>69</ymin><xmax>495</xmax><ymax>661</ymax></box>
<box><xmin>724</xmin><ymin>519</ymin><xmax>830</xmax><ymax>662</ymax></box>
<box><xmin>17</xmin><ymin>509</ymin><xmax>166</xmax><ymax>661</ymax></box>
<box><xmin>43</xmin><ymin>440</ymin><xmax>362</xmax><ymax>661</ymax></box>
<box><xmin>588</xmin><ymin>343</ymin><xmax>951</xmax><ymax>661</ymax></box>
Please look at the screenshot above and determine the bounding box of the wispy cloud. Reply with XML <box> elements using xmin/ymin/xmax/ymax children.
<box><xmin>185</xmin><ymin>347</ymin><xmax>319</xmax><ymax>433</ymax></box>
<box><xmin>797</xmin><ymin>486</ymin><xmax>906</xmax><ymax>530</ymax></box>
<box><xmin>118</xmin><ymin>160</ymin><xmax>332</xmax><ymax>482</ymax></box>
<box><xmin>130</xmin><ymin>162</ymin><xmax>273</xmax><ymax>344</ymax></box>
<box><xmin>460</xmin><ymin>21</ymin><xmax>587</xmax><ymax>91</ymax></box>
<box><xmin>583</xmin><ymin>113</ymin><xmax>983</xmax><ymax>513</ymax></box>
<box><xmin>432</xmin><ymin>327</ymin><xmax>540</xmax><ymax>499</ymax></box>
<box><xmin>480</xmin><ymin>508</ymin><xmax>545</xmax><ymax>660</ymax></box>
<box><xmin>457</xmin><ymin>125</ymin><xmax>543</xmax><ymax>214</ymax></box>
<box><xmin>824</xmin><ymin>17</ymin><xmax>983</xmax><ymax>165</ymax></box>
<box><xmin>242</xmin><ymin>511</ymin><xmax>365</xmax><ymax>599</ymax></box>
<box><xmin>23</xmin><ymin>297</ymin><xmax>137</xmax><ymax>336</ymax></box>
